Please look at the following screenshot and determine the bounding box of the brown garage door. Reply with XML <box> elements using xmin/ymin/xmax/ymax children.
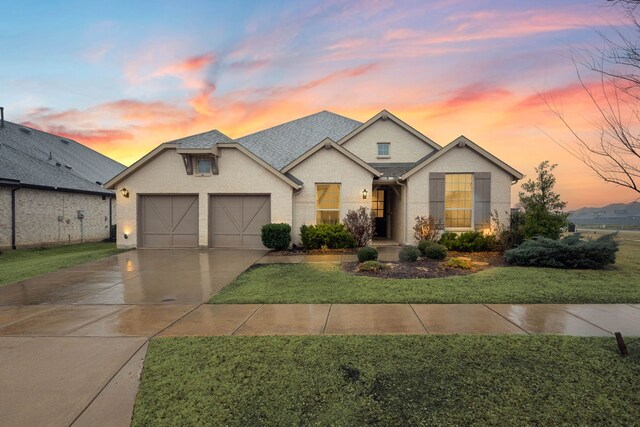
<box><xmin>140</xmin><ymin>195</ymin><xmax>199</xmax><ymax>248</ymax></box>
<box><xmin>210</xmin><ymin>195</ymin><xmax>270</xmax><ymax>248</ymax></box>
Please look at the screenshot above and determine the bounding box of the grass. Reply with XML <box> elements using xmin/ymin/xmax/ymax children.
<box><xmin>0</xmin><ymin>242</ymin><xmax>124</xmax><ymax>286</ymax></box>
<box><xmin>210</xmin><ymin>240</ymin><xmax>640</xmax><ymax>304</ymax></box>
<box><xmin>132</xmin><ymin>335</ymin><xmax>640</xmax><ymax>426</ymax></box>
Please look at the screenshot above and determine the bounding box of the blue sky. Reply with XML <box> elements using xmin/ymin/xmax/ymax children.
<box><xmin>1</xmin><ymin>0</ymin><xmax>635</xmax><ymax>207</ymax></box>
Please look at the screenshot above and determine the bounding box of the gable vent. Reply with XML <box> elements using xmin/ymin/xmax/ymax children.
<box><xmin>60</xmin><ymin>138</ymin><xmax>71</xmax><ymax>144</ymax></box>
<box><xmin>19</xmin><ymin>127</ymin><xmax>32</xmax><ymax>134</ymax></box>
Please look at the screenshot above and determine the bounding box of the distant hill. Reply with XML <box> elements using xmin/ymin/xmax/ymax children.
<box><xmin>569</xmin><ymin>201</ymin><xmax>640</xmax><ymax>226</ymax></box>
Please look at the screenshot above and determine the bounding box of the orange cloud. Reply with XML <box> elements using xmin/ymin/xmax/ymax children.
<box><xmin>152</xmin><ymin>52</ymin><xmax>215</xmax><ymax>77</ymax></box>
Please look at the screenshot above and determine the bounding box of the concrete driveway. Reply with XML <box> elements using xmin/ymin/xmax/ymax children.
<box><xmin>0</xmin><ymin>248</ymin><xmax>266</xmax><ymax>427</ymax></box>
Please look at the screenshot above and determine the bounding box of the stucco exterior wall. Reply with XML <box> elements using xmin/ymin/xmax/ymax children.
<box><xmin>0</xmin><ymin>186</ymin><xmax>113</xmax><ymax>249</ymax></box>
<box><xmin>405</xmin><ymin>146</ymin><xmax>514</xmax><ymax>244</ymax></box>
<box><xmin>341</xmin><ymin>119</ymin><xmax>435</xmax><ymax>163</ymax></box>
<box><xmin>289</xmin><ymin>146</ymin><xmax>374</xmax><ymax>244</ymax></box>
<box><xmin>115</xmin><ymin>147</ymin><xmax>293</xmax><ymax>248</ymax></box>
<box><xmin>390</xmin><ymin>184</ymin><xmax>406</xmax><ymax>242</ymax></box>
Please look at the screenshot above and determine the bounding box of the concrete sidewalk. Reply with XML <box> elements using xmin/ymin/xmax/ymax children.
<box><xmin>159</xmin><ymin>303</ymin><xmax>640</xmax><ymax>337</ymax></box>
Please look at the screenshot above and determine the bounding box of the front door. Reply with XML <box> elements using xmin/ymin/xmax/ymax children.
<box><xmin>372</xmin><ymin>188</ymin><xmax>386</xmax><ymax>238</ymax></box>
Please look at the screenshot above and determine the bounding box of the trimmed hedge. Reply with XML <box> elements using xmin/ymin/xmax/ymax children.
<box><xmin>439</xmin><ymin>231</ymin><xmax>496</xmax><ymax>252</ymax></box>
<box><xmin>399</xmin><ymin>245</ymin><xmax>420</xmax><ymax>263</ymax></box>
<box><xmin>417</xmin><ymin>240</ymin><xmax>436</xmax><ymax>256</ymax></box>
<box><xmin>299</xmin><ymin>224</ymin><xmax>356</xmax><ymax>250</ymax></box>
<box><xmin>504</xmin><ymin>233</ymin><xmax>619</xmax><ymax>269</ymax></box>
<box><xmin>425</xmin><ymin>244</ymin><xmax>448</xmax><ymax>260</ymax></box>
<box><xmin>357</xmin><ymin>246</ymin><xmax>378</xmax><ymax>263</ymax></box>
<box><xmin>358</xmin><ymin>260</ymin><xmax>386</xmax><ymax>271</ymax></box>
<box><xmin>261</xmin><ymin>223</ymin><xmax>292</xmax><ymax>251</ymax></box>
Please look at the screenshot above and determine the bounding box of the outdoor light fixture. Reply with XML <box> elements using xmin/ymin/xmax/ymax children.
<box><xmin>362</xmin><ymin>188</ymin><xmax>368</xmax><ymax>199</ymax></box>
<box><xmin>124</xmin><ymin>233</ymin><xmax>128</xmax><ymax>239</ymax></box>
<box><xmin>120</xmin><ymin>188</ymin><xmax>130</xmax><ymax>198</ymax></box>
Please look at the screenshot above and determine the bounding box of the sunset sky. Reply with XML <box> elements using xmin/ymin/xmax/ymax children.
<box><xmin>2</xmin><ymin>0</ymin><xmax>638</xmax><ymax>209</ymax></box>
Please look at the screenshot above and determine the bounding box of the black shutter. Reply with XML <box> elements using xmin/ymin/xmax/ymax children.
<box><xmin>474</xmin><ymin>172</ymin><xmax>491</xmax><ymax>230</ymax></box>
<box><xmin>429</xmin><ymin>172</ymin><xmax>445</xmax><ymax>227</ymax></box>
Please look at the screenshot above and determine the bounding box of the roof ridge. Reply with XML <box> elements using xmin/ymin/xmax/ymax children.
<box><xmin>237</xmin><ymin>110</ymin><xmax>360</xmax><ymax>140</ymax></box>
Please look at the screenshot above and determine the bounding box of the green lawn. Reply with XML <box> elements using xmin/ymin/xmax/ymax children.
<box><xmin>0</xmin><ymin>242</ymin><xmax>124</xmax><ymax>286</ymax></box>
<box><xmin>210</xmin><ymin>240</ymin><xmax>640</xmax><ymax>304</ymax></box>
<box><xmin>133</xmin><ymin>335</ymin><xmax>640</xmax><ymax>426</ymax></box>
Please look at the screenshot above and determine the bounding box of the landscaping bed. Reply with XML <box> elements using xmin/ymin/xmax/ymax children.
<box><xmin>132</xmin><ymin>335</ymin><xmax>640</xmax><ymax>426</ymax></box>
<box><xmin>344</xmin><ymin>251</ymin><xmax>505</xmax><ymax>279</ymax></box>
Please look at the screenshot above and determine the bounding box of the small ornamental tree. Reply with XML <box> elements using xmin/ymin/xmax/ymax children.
<box><xmin>343</xmin><ymin>207</ymin><xmax>375</xmax><ymax>247</ymax></box>
<box><xmin>413</xmin><ymin>215</ymin><xmax>441</xmax><ymax>242</ymax></box>
<box><xmin>519</xmin><ymin>161</ymin><xmax>568</xmax><ymax>240</ymax></box>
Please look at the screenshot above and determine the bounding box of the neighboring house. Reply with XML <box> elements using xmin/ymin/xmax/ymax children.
<box><xmin>0</xmin><ymin>109</ymin><xmax>126</xmax><ymax>249</ymax></box>
<box><xmin>106</xmin><ymin>110</ymin><xmax>523</xmax><ymax>249</ymax></box>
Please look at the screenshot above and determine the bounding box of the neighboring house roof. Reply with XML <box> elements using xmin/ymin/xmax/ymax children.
<box><xmin>0</xmin><ymin>121</ymin><xmax>125</xmax><ymax>195</ymax></box>
<box><xmin>400</xmin><ymin>135</ymin><xmax>524</xmax><ymax>181</ymax></box>
<box><xmin>173</xmin><ymin>129</ymin><xmax>233</xmax><ymax>149</ymax></box>
<box><xmin>337</xmin><ymin>110</ymin><xmax>441</xmax><ymax>151</ymax></box>
<box><xmin>281</xmin><ymin>138</ymin><xmax>382</xmax><ymax>177</ymax></box>
<box><xmin>236</xmin><ymin>111</ymin><xmax>362</xmax><ymax>170</ymax></box>
<box><xmin>0</xmin><ymin>144</ymin><xmax>112</xmax><ymax>194</ymax></box>
<box><xmin>0</xmin><ymin>121</ymin><xmax>125</xmax><ymax>186</ymax></box>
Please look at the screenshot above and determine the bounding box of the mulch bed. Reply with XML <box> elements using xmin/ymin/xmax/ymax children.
<box><xmin>343</xmin><ymin>251</ymin><xmax>506</xmax><ymax>279</ymax></box>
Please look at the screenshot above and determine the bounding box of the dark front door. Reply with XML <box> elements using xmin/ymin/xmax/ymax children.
<box><xmin>372</xmin><ymin>189</ymin><xmax>386</xmax><ymax>238</ymax></box>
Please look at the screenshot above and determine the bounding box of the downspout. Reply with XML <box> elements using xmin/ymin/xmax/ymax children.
<box><xmin>11</xmin><ymin>186</ymin><xmax>20</xmax><ymax>250</ymax></box>
<box><xmin>395</xmin><ymin>179</ymin><xmax>407</xmax><ymax>244</ymax></box>
<box><xmin>109</xmin><ymin>195</ymin><xmax>114</xmax><ymax>240</ymax></box>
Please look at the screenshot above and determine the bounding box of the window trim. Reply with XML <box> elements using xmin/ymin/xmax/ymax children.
<box><xmin>195</xmin><ymin>157</ymin><xmax>212</xmax><ymax>176</ymax></box>
<box><xmin>377</xmin><ymin>142</ymin><xmax>390</xmax><ymax>159</ymax></box>
<box><xmin>444</xmin><ymin>173</ymin><xmax>474</xmax><ymax>230</ymax></box>
<box><xmin>315</xmin><ymin>183</ymin><xmax>341</xmax><ymax>225</ymax></box>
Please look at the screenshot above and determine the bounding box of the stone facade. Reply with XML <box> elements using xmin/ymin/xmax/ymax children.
<box><xmin>0</xmin><ymin>186</ymin><xmax>115</xmax><ymax>249</ymax></box>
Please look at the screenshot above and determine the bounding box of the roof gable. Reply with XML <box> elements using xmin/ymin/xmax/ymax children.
<box><xmin>400</xmin><ymin>135</ymin><xmax>524</xmax><ymax>181</ymax></box>
<box><xmin>282</xmin><ymin>138</ymin><xmax>382</xmax><ymax>177</ymax></box>
<box><xmin>236</xmin><ymin>111</ymin><xmax>361</xmax><ymax>170</ymax></box>
<box><xmin>337</xmin><ymin>110</ymin><xmax>441</xmax><ymax>151</ymax></box>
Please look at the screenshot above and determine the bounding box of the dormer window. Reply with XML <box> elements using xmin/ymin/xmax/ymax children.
<box><xmin>377</xmin><ymin>142</ymin><xmax>390</xmax><ymax>158</ymax></box>
<box><xmin>196</xmin><ymin>158</ymin><xmax>212</xmax><ymax>176</ymax></box>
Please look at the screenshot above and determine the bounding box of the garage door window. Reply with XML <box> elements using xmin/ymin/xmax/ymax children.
<box><xmin>316</xmin><ymin>183</ymin><xmax>340</xmax><ymax>225</ymax></box>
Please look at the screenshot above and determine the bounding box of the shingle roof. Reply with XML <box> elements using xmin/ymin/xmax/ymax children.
<box><xmin>173</xmin><ymin>129</ymin><xmax>233</xmax><ymax>149</ymax></box>
<box><xmin>0</xmin><ymin>121</ymin><xmax>125</xmax><ymax>194</ymax></box>
<box><xmin>236</xmin><ymin>111</ymin><xmax>362</xmax><ymax>170</ymax></box>
<box><xmin>369</xmin><ymin>163</ymin><xmax>417</xmax><ymax>178</ymax></box>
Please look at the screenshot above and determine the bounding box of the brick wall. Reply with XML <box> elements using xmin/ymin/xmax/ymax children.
<box><xmin>0</xmin><ymin>186</ymin><xmax>114</xmax><ymax>248</ymax></box>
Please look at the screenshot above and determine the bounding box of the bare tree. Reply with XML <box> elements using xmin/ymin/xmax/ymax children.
<box><xmin>542</xmin><ymin>1</ymin><xmax>640</xmax><ymax>193</ymax></box>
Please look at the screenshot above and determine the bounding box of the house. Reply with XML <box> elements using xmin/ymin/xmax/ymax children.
<box><xmin>106</xmin><ymin>110</ymin><xmax>523</xmax><ymax>249</ymax></box>
<box><xmin>0</xmin><ymin>108</ymin><xmax>126</xmax><ymax>249</ymax></box>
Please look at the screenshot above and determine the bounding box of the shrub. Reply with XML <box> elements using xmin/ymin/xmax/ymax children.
<box><xmin>438</xmin><ymin>231</ymin><xmax>496</xmax><ymax>252</ymax></box>
<box><xmin>299</xmin><ymin>224</ymin><xmax>356</xmax><ymax>250</ymax></box>
<box><xmin>417</xmin><ymin>240</ymin><xmax>436</xmax><ymax>256</ymax></box>
<box><xmin>413</xmin><ymin>215</ymin><xmax>441</xmax><ymax>242</ymax></box>
<box><xmin>357</xmin><ymin>246</ymin><xmax>378</xmax><ymax>263</ymax></box>
<box><xmin>491</xmin><ymin>209</ymin><xmax>526</xmax><ymax>253</ymax></box>
<box><xmin>446</xmin><ymin>257</ymin><xmax>472</xmax><ymax>269</ymax></box>
<box><xmin>399</xmin><ymin>245</ymin><xmax>420</xmax><ymax>263</ymax></box>
<box><xmin>425</xmin><ymin>244</ymin><xmax>448</xmax><ymax>260</ymax></box>
<box><xmin>261</xmin><ymin>223</ymin><xmax>291</xmax><ymax>250</ymax></box>
<box><xmin>504</xmin><ymin>233</ymin><xmax>619</xmax><ymax>269</ymax></box>
<box><xmin>359</xmin><ymin>260</ymin><xmax>387</xmax><ymax>272</ymax></box>
<box><xmin>343</xmin><ymin>207</ymin><xmax>375</xmax><ymax>247</ymax></box>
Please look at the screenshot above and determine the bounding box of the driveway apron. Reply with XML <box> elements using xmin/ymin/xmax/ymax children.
<box><xmin>0</xmin><ymin>248</ymin><xmax>266</xmax><ymax>427</ymax></box>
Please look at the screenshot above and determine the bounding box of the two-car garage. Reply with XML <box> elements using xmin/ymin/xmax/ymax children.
<box><xmin>139</xmin><ymin>195</ymin><xmax>271</xmax><ymax>249</ymax></box>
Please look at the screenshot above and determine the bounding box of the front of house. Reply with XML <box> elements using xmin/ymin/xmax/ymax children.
<box><xmin>106</xmin><ymin>110</ymin><xmax>523</xmax><ymax>249</ymax></box>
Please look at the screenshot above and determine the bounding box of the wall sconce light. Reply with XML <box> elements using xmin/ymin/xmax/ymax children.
<box><xmin>120</xmin><ymin>188</ymin><xmax>130</xmax><ymax>198</ymax></box>
<box><xmin>124</xmin><ymin>233</ymin><xmax>128</xmax><ymax>239</ymax></box>
<box><xmin>362</xmin><ymin>188</ymin><xmax>368</xmax><ymax>199</ymax></box>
